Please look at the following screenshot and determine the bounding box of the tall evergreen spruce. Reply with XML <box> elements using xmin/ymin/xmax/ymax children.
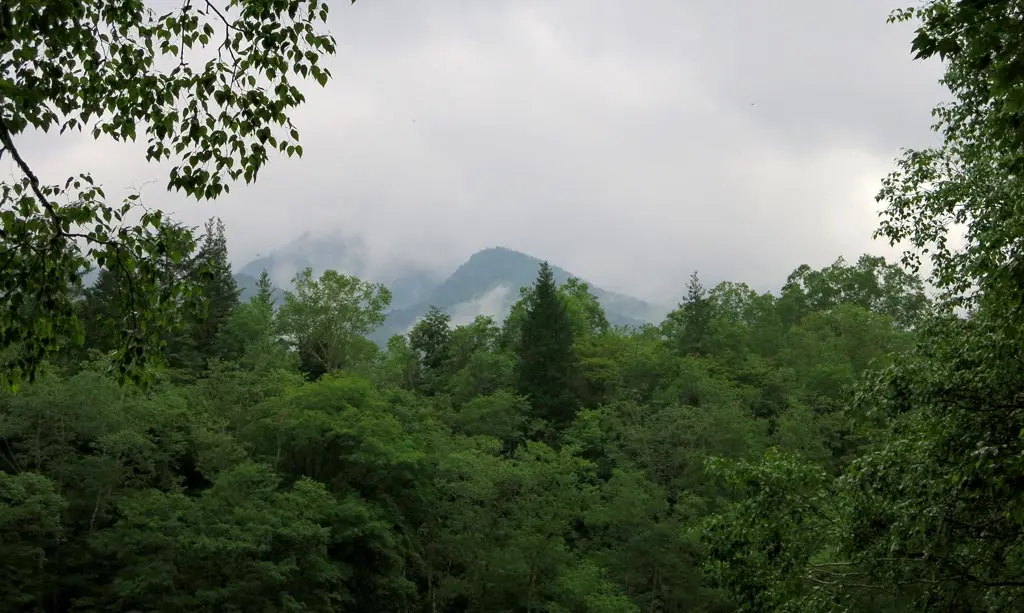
<box><xmin>79</xmin><ymin>268</ymin><xmax>125</xmax><ymax>356</ymax></box>
<box><xmin>409</xmin><ymin>306</ymin><xmax>453</xmax><ymax>395</ymax></box>
<box><xmin>197</xmin><ymin>219</ymin><xmax>240</xmax><ymax>342</ymax></box>
<box><xmin>255</xmin><ymin>270</ymin><xmax>276</xmax><ymax>308</ymax></box>
<box><xmin>681</xmin><ymin>271</ymin><xmax>712</xmax><ymax>355</ymax></box>
<box><xmin>663</xmin><ymin>271</ymin><xmax>713</xmax><ymax>357</ymax></box>
<box><xmin>515</xmin><ymin>262</ymin><xmax>580</xmax><ymax>429</ymax></box>
<box><xmin>169</xmin><ymin>218</ymin><xmax>240</xmax><ymax>371</ymax></box>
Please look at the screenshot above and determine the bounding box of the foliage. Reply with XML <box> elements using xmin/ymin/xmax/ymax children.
<box><xmin>0</xmin><ymin>0</ymin><xmax>347</xmax><ymax>386</ymax></box>
<box><xmin>699</xmin><ymin>4</ymin><xmax>1024</xmax><ymax>612</ymax></box>
<box><xmin>408</xmin><ymin>306</ymin><xmax>452</xmax><ymax>395</ymax></box>
<box><xmin>882</xmin><ymin>1</ymin><xmax>1024</xmax><ymax>313</ymax></box>
<box><xmin>782</xmin><ymin>255</ymin><xmax>930</xmax><ymax>330</ymax></box>
<box><xmin>515</xmin><ymin>261</ymin><xmax>581</xmax><ymax>432</ymax></box>
<box><xmin>662</xmin><ymin>272</ymin><xmax>713</xmax><ymax>356</ymax></box>
<box><xmin>276</xmin><ymin>267</ymin><xmax>391</xmax><ymax>379</ymax></box>
<box><xmin>183</xmin><ymin>217</ymin><xmax>240</xmax><ymax>368</ymax></box>
<box><xmin>0</xmin><ymin>233</ymin><xmax>932</xmax><ymax>612</ymax></box>
<box><xmin>7</xmin><ymin>1</ymin><xmax>1023</xmax><ymax>609</ymax></box>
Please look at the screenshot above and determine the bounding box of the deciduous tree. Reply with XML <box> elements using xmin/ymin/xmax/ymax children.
<box><xmin>0</xmin><ymin>0</ymin><xmax>348</xmax><ymax>386</ymax></box>
<box><xmin>276</xmin><ymin>268</ymin><xmax>391</xmax><ymax>379</ymax></box>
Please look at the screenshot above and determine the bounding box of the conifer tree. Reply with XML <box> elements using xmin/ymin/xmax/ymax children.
<box><xmin>515</xmin><ymin>262</ymin><xmax>580</xmax><ymax>429</ymax></box>
<box><xmin>663</xmin><ymin>271</ymin><xmax>713</xmax><ymax>356</ymax></box>
<box><xmin>409</xmin><ymin>306</ymin><xmax>452</xmax><ymax>395</ymax></box>
<box><xmin>168</xmin><ymin>218</ymin><xmax>240</xmax><ymax>371</ymax></box>
<box><xmin>78</xmin><ymin>268</ymin><xmax>125</xmax><ymax>356</ymax></box>
<box><xmin>255</xmin><ymin>270</ymin><xmax>276</xmax><ymax>309</ymax></box>
<box><xmin>0</xmin><ymin>0</ymin><xmax>343</xmax><ymax>386</ymax></box>
<box><xmin>78</xmin><ymin>223</ymin><xmax>201</xmax><ymax>366</ymax></box>
<box><xmin>197</xmin><ymin>218</ymin><xmax>240</xmax><ymax>338</ymax></box>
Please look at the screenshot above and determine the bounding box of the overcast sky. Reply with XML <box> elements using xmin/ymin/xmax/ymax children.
<box><xmin>15</xmin><ymin>0</ymin><xmax>945</xmax><ymax>305</ymax></box>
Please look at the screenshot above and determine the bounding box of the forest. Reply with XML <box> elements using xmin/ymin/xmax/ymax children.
<box><xmin>4</xmin><ymin>0</ymin><xmax>1024</xmax><ymax>612</ymax></box>
<box><xmin>3</xmin><ymin>225</ymin><xmax>935</xmax><ymax>612</ymax></box>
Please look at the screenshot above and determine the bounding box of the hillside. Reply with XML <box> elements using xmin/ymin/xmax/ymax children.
<box><xmin>370</xmin><ymin>246</ymin><xmax>671</xmax><ymax>343</ymax></box>
<box><xmin>236</xmin><ymin>232</ymin><xmax>442</xmax><ymax>310</ymax></box>
<box><xmin>236</xmin><ymin>242</ymin><xmax>671</xmax><ymax>344</ymax></box>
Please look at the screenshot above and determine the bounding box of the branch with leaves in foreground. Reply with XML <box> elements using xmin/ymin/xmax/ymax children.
<box><xmin>0</xmin><ymin>0</ymin><xmax>353</xmax><ymax>387</ymax></box>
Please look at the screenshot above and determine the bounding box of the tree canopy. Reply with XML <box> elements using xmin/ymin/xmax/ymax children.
<box><xmin>4</xmin><ymin>1</ymin><xmax>1024</xmax><ymax>612</ymax></box>
<box><xmin>0</xmin><ymin>0</ymin><xmax>347</xmax><ymax>387</ymax></box>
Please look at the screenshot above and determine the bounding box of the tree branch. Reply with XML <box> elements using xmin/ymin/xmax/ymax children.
<box><xmin>0</xmin><ymin>118</ymin><xmax>62</xmax><ymax>228</ymax></box>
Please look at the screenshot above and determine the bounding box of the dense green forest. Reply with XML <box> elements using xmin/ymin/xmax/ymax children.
<box><xmin>3</xmin><ymin>225</ymin><xmax>932</xmax><ymax>612</ymax></box>
<box><xmin>6</xmin><ymin>0</ymin><xmax>1024</xmax><ymax>611</ymax></box>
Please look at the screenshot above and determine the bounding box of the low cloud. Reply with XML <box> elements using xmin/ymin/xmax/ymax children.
<box><xmin>8</xmin><ymin>0</ymin><xmax>944</xmax><ymax>304</ymax></box>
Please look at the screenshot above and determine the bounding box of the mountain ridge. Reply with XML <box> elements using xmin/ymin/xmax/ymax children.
<box><xmin>235</xmin><ymin>242</ymin><xmax>672</xmax><ymax>344</ymax></box>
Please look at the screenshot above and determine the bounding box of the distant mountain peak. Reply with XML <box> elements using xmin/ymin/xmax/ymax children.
<box><xmin>468</xmin><ymin>245</ymin><xmax>534</xmax><ymax>258</ymax></box>
<box><xmin>460</xmin><ymin>246</ymin><xmax>541</xmax><ymax>268</ymax></box>
<box><xmin>235</xmin><ymin>233</ymin><xmax>442</xmax><ymax>310</ymax></box>
<box><xmin>236</xmin><ymin>234</ymin><xmax>671</xmax><ymax>346</ymax></box>
<box><xmin>369</xmin><ymin>245</ymin><xmax>670</xmax><ymax>344</ymax></box>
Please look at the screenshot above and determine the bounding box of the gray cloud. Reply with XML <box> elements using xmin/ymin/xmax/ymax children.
<box><xmin>10</xmin><ymin>0</ymin><xmax>945</xmax><ymax>304</ymax></box>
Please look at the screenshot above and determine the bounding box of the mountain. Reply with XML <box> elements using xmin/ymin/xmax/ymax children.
<box><xmin>235</xmin><ymin>232</ymin><xmax>442</xmax><ymax>310</ymax></box>
<box><xmin>370</xmin><ymin>247</ymin><xmax>671</xmax><ymax>343</ymax></box>
<box><xmin>233</xmin><ymin>238</ymin><xmax>671</xmax><ymax>345</ymax></box>
<box><xmin>233</xmin><ymin>272</ymin><xmax>287</xmax><ymax>305</ymax></box>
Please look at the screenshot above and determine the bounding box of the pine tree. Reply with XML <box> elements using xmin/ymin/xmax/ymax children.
<box><xmin>211</xmin><ymin>269</ymin><xmax>284</xmax><ymax>368</ymax></box>
<box><xmin>76</xmin><ymin>222</ymin><xmax>201</xmax><ymax>371</ymax></box>
<box><xmin>168</xmin><ymin>218</ymin><xmax>240</xmax><ymax>371</ymax></box>
<box><xmin>409</xmin><ymin>306</ymin><xmax>452</xmax><ymax>395</ymax></box>
<box><xmin>663</xmin><ymin>271</ymin><xmax>713</xmax><ymax>356</ymax></box>
<box><xmin>515</xmin><ymin>262</ymin><xmax>580</xmax><ymax>430</ymax></box>
<box><xmin>197</xmin><ymin>219</ymin><xmax>240</xmax><ymax>357</ymax></box>
<box><xmin>78</xmin><ymin>268</ymin><xmax>125</xmax><ymax>355</ymax></box>
<box><xmin>255</xmin><ymin>270</ymin><xmax>276</xmax><ymax>309</ymax></box>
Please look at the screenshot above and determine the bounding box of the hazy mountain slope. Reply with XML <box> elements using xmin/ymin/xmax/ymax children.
<box><xmin>371</xmin><ymin>247</ymin><xmax>671</xmax><ymax>344</ymax></box>
<box><xmin>235</xmin><ymin>238</ymin><xmax>670</xmax><ymax>345</ymax></box>
<box><xmin>236</xmin><ymin>232</ymin><xmax>442</xmax><ymax>310</ymax></box>
<box><xmin>233</xmin><ymin>272</ymin><xmax>288</xmax><ymax>305</ymax></box>
<box><xmin>234</xmin><ymin>273</ymin><xmax>258</xmax><ymax>300</ymax></box>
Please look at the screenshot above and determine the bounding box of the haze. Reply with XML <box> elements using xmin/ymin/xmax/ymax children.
<box><xmin>9</xmin><ymin>0</ymin><xmax>944</xmax><ymax>305</ymax></box>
